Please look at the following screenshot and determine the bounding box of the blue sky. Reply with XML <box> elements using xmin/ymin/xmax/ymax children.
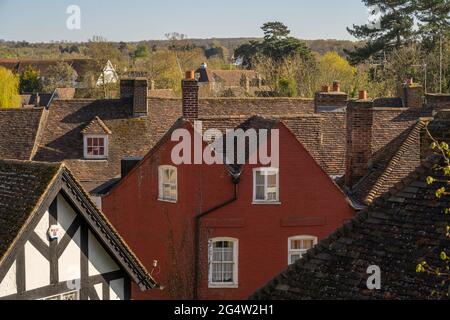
<box><xmin>0</xmin><ymin>0</ymin><xmax>369</xmax><ymax>42</ymax></box>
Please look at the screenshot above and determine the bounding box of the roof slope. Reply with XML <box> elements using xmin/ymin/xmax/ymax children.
<box><xmin>251</xmin><ymin>156</ymin><xmax>450</xmax><ymax>300</ymax></box>
<box><xmin>0</xmin><ymin>108</ymin><xmax>45</xmax><ymax>160</ymax></box>
<box><xmin>0</xmin><ymin>159</ymin><xmax>157</xmax><ymax>290</ymax></box>
<box><xmin>0</xmin><ymin>160</ymin><xmax>60</xmax><ymax>261</ymax></box>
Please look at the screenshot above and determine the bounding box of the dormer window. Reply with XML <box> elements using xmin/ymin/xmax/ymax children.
<box><xmin>82</xmin><ymin>116</ymin><xmax>112</xmax><ymax>160</ymax></box>
<box><xmin>84</xmin><ymin>135</ymin><xmax>108</xmax><ymax>159</ymax></box>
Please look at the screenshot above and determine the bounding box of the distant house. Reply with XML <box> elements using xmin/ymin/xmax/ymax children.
<box><xmin>195</xmin><ymin>63</ymin><xmax>269</xmax><ymax>96</ymax></box>
<box><xmin>0</xmin><ymin>160</ymin><xmax>157</xmax><ymax>300</ymax></box>
<box><xmin>0</xmin><ymin>58</ymin><xmax>118</xmax><ymax>88</ymax></box>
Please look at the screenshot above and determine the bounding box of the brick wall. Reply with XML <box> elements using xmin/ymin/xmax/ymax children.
<box><xmin>133</xmin><ymin>79</ymin><xmax>148</xmax><ymax>117</ymax></box>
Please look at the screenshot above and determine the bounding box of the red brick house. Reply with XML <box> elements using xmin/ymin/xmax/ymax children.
<box><xmin>101</xmin><ymin>74</ymin><xmax>355</xmax><ymax>300</ymax></box>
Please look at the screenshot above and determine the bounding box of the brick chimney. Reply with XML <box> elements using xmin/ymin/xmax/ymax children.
<box><xmin>120</xmin><ymin>78</ymin><xmax>149</xmax><ymax>117</ymax></box>
<box><xmin>399</xmin><ymin>79</ymin><xmax>424</xmax><ymax>108</ymax></box>
<box><xmin>345</xmin><ymin>98</ymin><xmax>374</xmax><ymax>189</ymax></box>
<box><xmin>182</xmin><ymin>71</ymin><xmax>199</xmax><ymax>121</ymax></box>
<box><xmin>315</xmin><ymin>83</ymin><xmax>348</xmax><ymax>113</ymax></box>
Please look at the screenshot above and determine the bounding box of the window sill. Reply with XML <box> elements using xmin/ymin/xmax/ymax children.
<box><xmin>158</xmin><ymin>198</ymin><xmax>178</xmax><ymax>204</ymax></box>
<box><xmin>208</xmin><ymin>284</ymin><xmax>239</xmax><ymax>289</ymax></box>
<box><xmin>252</xmin><ymin>201</ymin><xmax>282</xmax><ymax>205</ymax></box>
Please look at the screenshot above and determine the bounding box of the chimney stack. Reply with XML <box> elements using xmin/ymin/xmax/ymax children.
<box><xmin>345</xmin><ymin>99</ymin><xmax>374</xmax><ymax>189</ymax></box>
<box><xmin>332</xmin><ymin>81</ymin><xmax>341</xmax><ymax>92</ymax></box>
<box><xmin>120</xmin><ymin>78</ymin><xmax>149</xmax><ymax>117</ymax></box>
<box><xmin>314</xmin><ymin>82</ymin><xmax>348</xmax><ymax>113</ymax></box>
<box><xmin>182</xmin><ymin>71</ymin><xmax>199</xmax><ymax>121</ymax></box>
<box><xmin>399</xmin><ymin>79</ymin><xmax>424</xmax><ymax>108</ymax></box>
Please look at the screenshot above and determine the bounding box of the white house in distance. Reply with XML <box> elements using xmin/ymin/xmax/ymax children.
<box><xmin>96</xmin><ymin>60</ymin><xmax>119</xmax><ymax>87</ymax></box>
<box><xmin>0</xmin><ymin>160</ymin><xmax>157</xmax><ymax>300</ymax></box>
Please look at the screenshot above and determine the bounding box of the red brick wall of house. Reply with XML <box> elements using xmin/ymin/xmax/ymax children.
<box><xmin>102</xmin><ymin>122</ymin><xmax>355</xmax><ymax>300</ymax></box>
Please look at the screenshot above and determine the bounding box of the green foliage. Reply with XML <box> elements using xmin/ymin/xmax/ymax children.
<box><xmin>134</xmin><ymin>44</ymin><xmax>149</xmax><ymax>59</ymax></box>
<box><xmin>277</xmin><ymin>77</ymin><xmax>297</xmax><ymax>97</ymax></box>
<box><xmin>346</xmin><ymin>0</ymin><xmax>416</xmax><ymax>64</ymax></box>
<box><xmin>19</xmin><ymin>66</ymin><xmax>42</xmax><ymax>93</ymax></box>
<box><xmin>234</xmin><ymin>22</ymin><xmax>313</xmax><ymax>68</ymax></box>
<box><xmin>0</xmin><ymin>66</ymin><xmax>20</xmax><ymax>108</ymax></box>
<box><xmin>42</xmin><ymin>61</ymin><xmax>77</xmax><ymax>92</ymax></box>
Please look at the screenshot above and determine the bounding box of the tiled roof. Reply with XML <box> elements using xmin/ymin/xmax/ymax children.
<box><xmin>0</xmin><ymin>160</ymin><xmax>60</xmax><ymax>261</ymax></box>
<box><xmin>0</xmin><ymin>108</ymin><xmax>45</xmax><ymax>160</ymax></box>
<box><xmin>34</xmin><ymin>98</ymin><xmax>182</xmax><ymax>192</ymax></box>
<box><xmin>82</xmin><ymin>116</ymin><xmax>112</xmax><ymax>135</ymax></box>
<box><xmin>211</xmin><ymin>70</ymin><xmax>259</xmax><ymax>87</ymax></box>
<box><xmin>345</xmin><ymin>107</ymin><xmax>433</xmax><ymax>205</ymax></box>
<box><xmin>251</xmin><ymin>155</ymin><xmax>450</xmax><ymax>300</ymax></box>
<box><xmin>33</xmin><ymin>96</ymin><xmax>348</xmax><ymax>192</ymax></box>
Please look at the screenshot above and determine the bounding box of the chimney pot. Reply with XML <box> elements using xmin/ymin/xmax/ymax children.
<box><xmin>321</xmin><ymin>85</ymin><xmax>330</xmax><ymax>93</ymax></box>
<box><xmin>186</xmin><ymin>70</ymin><xmax>195</xmax><ymax>80</ymax></box>
<box><xmin>359</xmin><ymin>90</ymin><xmax>368</xmax><ymax>100</ymax></box>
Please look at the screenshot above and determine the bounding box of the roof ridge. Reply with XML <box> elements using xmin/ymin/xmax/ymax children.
<box><xmin>81</xmin><ymin>116</ymin><xmax>112</xmax><ymax>135</ymax></box>
<box><xmin>364</xmin><ymin>120</ymin><xmax>428</xmax><ymax>204</ymax></box>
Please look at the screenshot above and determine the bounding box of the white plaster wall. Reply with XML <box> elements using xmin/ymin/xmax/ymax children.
<box><xmin>58</xmin><ymin>229</ymin><xmax>81</xmax><ymax>283</ymax></box>
<box><xmin>110</xmin><ymin>278</ymin><xmax>124</xmax><ymax>300</ymax></box>
<box><xmin>88</xmin><ymin>230</ymin><xmax>119</xmax><ymax>276</ymax></box>
<box><xmin>94</xmin><ymin>283</ymin><xmax>102</xmax><ymax>300</ymax></box>
<box><xmin>34</xmin><ymin>210</ymin><xmax>50</xmax><ymax>244</ymax></box>
<box><xmin>25</xmin><ymin>242</ymin><xmax>50</xmax><ymax>291</ymax></box>
<box><xmin>0</xmin><ymin>261</ymin><xmax>17</xmax><ymax>297</ymax></box>
<box><xmin>57</xmin><ymin>195</ymin><xmax>76</xmax><ymax>241</ymax></box>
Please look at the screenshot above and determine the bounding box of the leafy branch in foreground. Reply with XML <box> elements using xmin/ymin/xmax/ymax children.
<box><xmin>416</xmin><ymin>125</ymin><xmax>450</xmax><ymax>298</ymax></box>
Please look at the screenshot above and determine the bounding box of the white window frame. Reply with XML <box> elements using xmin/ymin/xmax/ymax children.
<box><xmin>288</xmin><ymin>235</ymin><xmax>318</xmax><ymax>265</ymax></box>
<box><xmin>83</xmin><ymin>134</ymin><xmax>108</xmax><ymax>159</ymax></box>
<box><xmin>208</xmin><ymin>237</ymin><xmax>239</xmax><ymax>289</ymax></box>
<box><xmin>41</xmin><ymin>290</ymin><xmax>80</xmax><ymax>300</ymax></box>
<box><xmin>253</xmin><ymin>167</ymin><xmax>280</xmax><ymax>204</ymax></box>
<box><xmin>158</xmin><ymin>165</ymin><xmax>178</xmax><ymax>203</ymax></box>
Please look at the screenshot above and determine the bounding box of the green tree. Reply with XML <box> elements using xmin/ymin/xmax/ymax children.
<box><xmin>234</xmin><ymin>22</ymin><xmax>313</xmax><ymax>68</ymax></box>
<box><xmin>42</xmin><ymin>61</ymin><xmax>77</xmax><ymax>92</ymax></box>
<box><xmin>415</xmin><ymin>0</ymin><xmax>450</xmax><ymax>50</ymax></box>
<box><xmin>346</xmin><ymin>0</ymin><xmax>416</xmax><ymax>64</ymax></box>
<box><xmin>19</xmin><ymin>66</ymin><xmax>42</xmax><ymax>93</ymax></box>
<box><xmin>134</xmin><ymin>44</ymin><xmax>149</xmax><ymax>59</ymax></box>
<box><xmin>0</xmin><ymin>66</ymin><xmax>20</xmax><ymax>108</ymax></box>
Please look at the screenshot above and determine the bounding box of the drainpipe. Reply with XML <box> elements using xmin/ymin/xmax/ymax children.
<box><xmin>193</xmin><ymin>173</ymin><xmax>240</xmax><ymax>300</ymax></box>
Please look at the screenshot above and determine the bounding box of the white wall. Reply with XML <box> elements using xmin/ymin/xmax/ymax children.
<box><xmin>0</xmin><ymin>261</ymin><xmax>17</xmax><ymax>297</ymax></box>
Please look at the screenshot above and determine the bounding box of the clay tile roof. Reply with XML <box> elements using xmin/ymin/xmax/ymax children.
<box><xmin>0</xmin><ymin>108</ymin><xmax>45</xmax><ymax>160</ymax></box>
<box><xmin>82</xmin><ymin>116</ymin><xmax>112</xmax><ymax>135</ymax></box>
<box><xmin>0</xmin><ymin>160</ymin><xmax>60</xmax><ymax>261</ymax></box>
<box><xmin>251</xmin><ymin>155</ymin><xmax>450</xmax><ymax>300</ymax></box>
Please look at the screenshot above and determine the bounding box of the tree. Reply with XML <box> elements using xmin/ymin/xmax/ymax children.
<box><xmin>134</xmin><ymin>44</ymin><xmax>149</xmax><ymax>59</ymax></box>
<box><xmin>346</xmin><ymin>0</ymin><xmax>416</xmax><ymax>64</ymax></box>
<box><xmin>234</xmin><ymin>22</ymin><xmax>313</xmax><ymax>68</ymax></box>
<box><xmin>0</xmin><ymin>66</ymin><xmax>20</xmax><ymax>108</ymax></box>
<box><xmin>318</xmin><ymin>52</ymin><xmax>357</xmax><ymax>94</ymax></box>
<box><xmin>42</xmin><ymin>61</ymin><xmax>77</xmax><ymax>92</ymax></box>
<box><xmin>19</xmin><ymin>66</ymin><xmax>42</xmax><ymax>93</ymax></box>
<box><xmin>415</xmin><ymin>0</ymin><xmax>450</xmax><ymax>50</ymax></box>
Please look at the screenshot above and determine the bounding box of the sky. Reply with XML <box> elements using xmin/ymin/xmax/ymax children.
<box><xmin>0</xmin><ymin>0</ymin><xmax>369</xmax><ymax>42</ymax></box>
